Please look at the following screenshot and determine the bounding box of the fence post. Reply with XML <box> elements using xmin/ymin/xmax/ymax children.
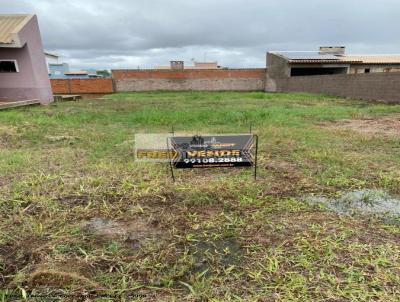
<box><xmin>112</xmin><ymin>78</ymin><xmax>116</xmax><ymax>93</ymax></box>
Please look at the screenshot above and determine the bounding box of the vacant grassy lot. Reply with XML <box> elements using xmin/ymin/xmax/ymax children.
<box><xmin>1</xmin><ymin>91</ymin><xmax>400</xmax><ymax>301</ymax></box>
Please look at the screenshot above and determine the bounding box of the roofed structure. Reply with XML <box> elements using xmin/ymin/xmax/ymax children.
<box><xmin>267</xmin><ymin>47</ymin><xmax>400</xmax><ymax>77</ymax></box>
<box><xmin>270</xmin><ymin>50</ymin><xmax>400</xmax><ymax>65</ymax></box>
<box><xmin>269</xmin><ymin>51</ymin><xmax>361</xmax><ymax>64</ymax></box>
<box><xmin>0</xmin><ymin>14</ymin><xmax>53</xmax><ymax>104</ymax></box>
<box><xmin>64</xmin><ymin>70</ymin><xmax>88</xmax><ymax>75</ymax></box>
<box><xmin>155</xmin><ymin>61</ymin><xmax>220</xmax><ymax>70</ymax></box>
<box><xmin>339</xmin><ymin>55</ymin><xmax>400</xmax><ymax>65</ymax></box>
<box><xmin>0</xmin><ymin>14</ymin><xmax>34</xmax><ymax>47</ymax></box>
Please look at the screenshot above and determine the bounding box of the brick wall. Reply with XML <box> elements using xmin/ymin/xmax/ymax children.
<box><xmin>50</xmin><ymin>79</ymin><xmax>70</xmax><ymax>94</ymax></box>
<box><xmin>112</xmin><ymin>69</ymin><xmax>266</xmax><ymax>92</ymax></box>
<box><xmin>267</xmin><ymin>72</ymin><xmax>400</xmax><ymax>103</ymax></box>
<box><xmin>50</xmin><ymin>78</ymin><xmax>114</xmax><ymax>94</ymax></box>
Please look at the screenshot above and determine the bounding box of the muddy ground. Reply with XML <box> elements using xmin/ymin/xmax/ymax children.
<box><xmin>321</xmin><ymin>114</ymin><xmax>400</xmax><ymax>138</ymax></box>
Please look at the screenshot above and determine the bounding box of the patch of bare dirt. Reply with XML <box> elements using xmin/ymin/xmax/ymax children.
<box><xmin>263</xmin><ymin>160</ymin><xmax>317</xmax><ymax>197</ymax></box>
<box><xmin>265</xmin><ymin>160</ymin><xmax>300</xmax><ymax>179</ymax></box>
<box><xmin>81</xmin><ymin>93</ymin><xmax>107</xmax><ymax>100</ymax></box>
<box><xmin>0</xmin><ymin>238</ymin><xmax>46</xmax><ymax>287</ymax></box>
<box><xmin>0</xmin><ymin>125</ymin><xmax>19</xmax><ymax>147</ymax></box>
<box><xmin>321</xmin><ymin>115</ymin><xmax>400</xmax><ymax>138</ymax></box>
<box><xmin>45</xmin><ymin>135</ymin><xmax>77</xmax><ymax>143</ymax></box>
<box><xmin>27</xmin><ymin>270</ymin><xmax>104</xmax><ymax>292</ymax></box>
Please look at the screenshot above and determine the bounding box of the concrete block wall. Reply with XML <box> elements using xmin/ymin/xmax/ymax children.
<box><xmin>50</xmin><ymin>68</ymin><xmax>400</xmax><ymax>103</ymax></box>
<box><xmin>112</xmin><ymin>69</ymin><xmax>266</xmax><ymax>92</ymax></box>
<box><xmin>268</xmin><ymin>72</ymin><xmax>400</xmax><ymax>103</ymax></box>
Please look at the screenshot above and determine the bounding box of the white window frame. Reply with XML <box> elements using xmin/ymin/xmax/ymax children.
<box><xmin>0</xmin><ymin>60</ymin><xmax>19</xmax><ymax>72</ymax></box>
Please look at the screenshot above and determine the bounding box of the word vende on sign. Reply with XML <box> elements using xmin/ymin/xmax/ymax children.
<box><xmin>170</xmin><ymin>135</ymin><xmax>254</xmax><ymax>169</ymax></box>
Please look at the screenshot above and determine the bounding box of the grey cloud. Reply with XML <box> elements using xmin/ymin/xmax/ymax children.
<box><xmin>1</xmin><ymin>0</ymin><xmax>400</xmax><ymax>69</ymax></box>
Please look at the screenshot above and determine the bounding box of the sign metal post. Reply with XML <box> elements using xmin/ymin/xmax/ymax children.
<box><xmin>254</xmin><ymin>134</ymin><xmax>258</xmax><ymax>180</ymax></box>
<box><xmin>166</xmin><ymin>136</ymin><xmax>176</xmax><ymax>182</ymax></box>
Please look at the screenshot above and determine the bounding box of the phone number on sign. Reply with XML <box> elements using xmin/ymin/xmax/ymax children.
<box><xmin>183</xmin><ymin>157</ymin><xmax>244</xmax><ymax>164</ymax></box>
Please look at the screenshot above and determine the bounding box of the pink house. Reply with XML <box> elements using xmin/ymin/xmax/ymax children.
<box><xmin>0</xmin><ymin>14</ymin><xmax>53</xmax><ymax>104</ymax></box>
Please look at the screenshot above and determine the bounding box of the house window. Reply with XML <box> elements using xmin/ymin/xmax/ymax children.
<box><xmin>0</xmin><ymin>60</ymin><xmax>19</xmax><ymax>72</ymax></box>
<box><xmin>365</xmin><ymin>68</ymin><xmax>370</xmax><ymax>73</ymax></box>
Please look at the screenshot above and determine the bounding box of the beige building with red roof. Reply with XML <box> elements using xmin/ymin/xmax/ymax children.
<box><xmin>267</xmin><ymin>46</ymin><xmax>400</xmax><ymax>77</ymax></box>
<box><xmin>155</xmin><ymin>61</ymin><xmax>220</xmax><ymax>70</ymax></box>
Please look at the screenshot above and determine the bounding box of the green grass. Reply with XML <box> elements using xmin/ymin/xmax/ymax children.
<box><xmin>1</xmin><ymin>91</ymin><xmax>400</xmax><ymax>301</ymax></box>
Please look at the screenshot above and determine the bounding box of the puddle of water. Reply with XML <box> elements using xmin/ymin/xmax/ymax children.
<box><xmin>86</xmin><ymin>218</ymin><xmax>126</xmax><ymax>236</ymax></box>
<box><xmin>306</xmin><ymin>189</ymin><xmax>400</xmax><ymax>218</ymax></box>
<box><xmin>85</xmin><ymin>217</ymin><xmax>161</xmax><ymax>249</ymax></box>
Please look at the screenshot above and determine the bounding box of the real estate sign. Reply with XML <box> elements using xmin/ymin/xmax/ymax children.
<box><xmin>170</xmin><ymin>134</ymin><xmax>254</xmax><ymax>169</ymax></box>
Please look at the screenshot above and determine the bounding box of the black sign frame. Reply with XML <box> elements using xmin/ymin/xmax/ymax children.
<box><xmin>166</xmin><ymin>132</ymin><xmax>258</xmax><ymax>181</ymax></box>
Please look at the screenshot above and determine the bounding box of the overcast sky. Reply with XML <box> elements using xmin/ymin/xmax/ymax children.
<box><xmin>2</xmin><ymin>0</ymin><xmax>400</xmax><ymax>70</ymax></box>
